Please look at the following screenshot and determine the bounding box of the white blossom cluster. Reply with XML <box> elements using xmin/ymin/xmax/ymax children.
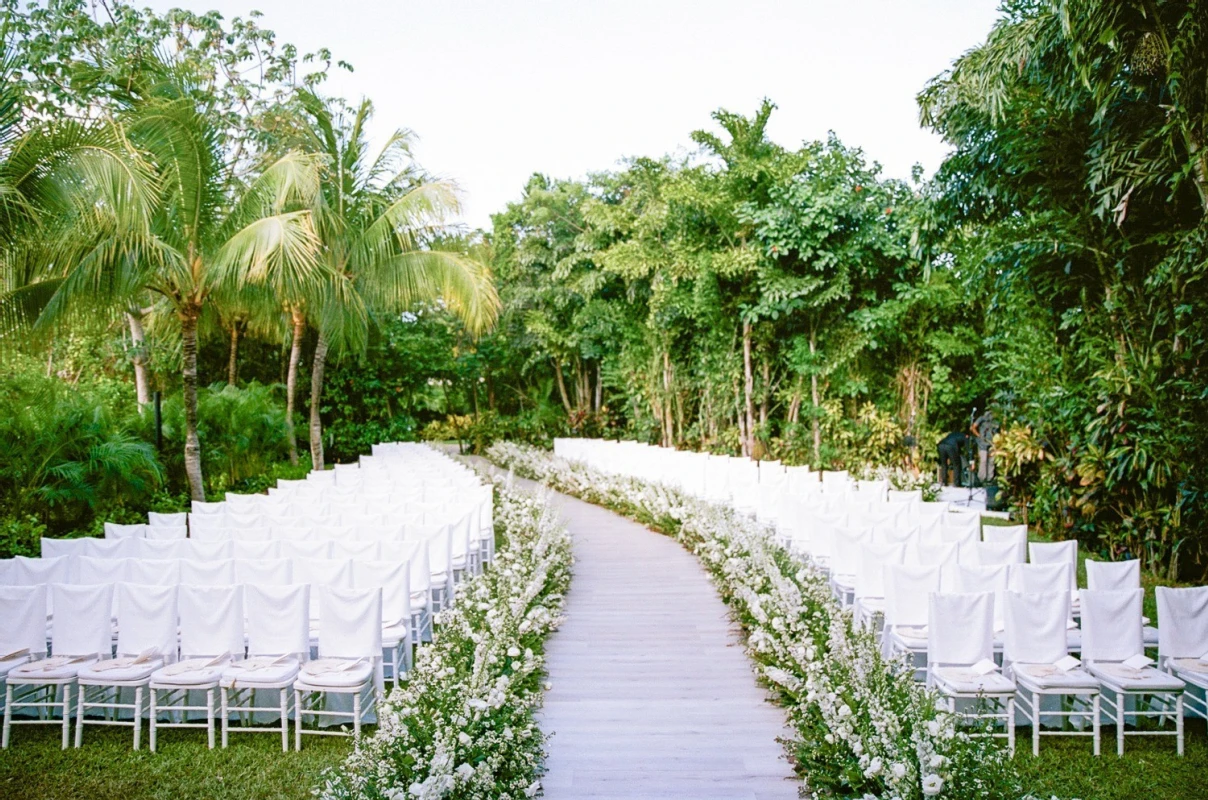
<box><xmin>317</xmin><ymin>474</ymin><xmax>573</xmax><ymax>800</ymax></box>
<box><xmin>488</xmin><ymin>442</ymin><xmax>1022</xmax><ymax>800</ymax></box>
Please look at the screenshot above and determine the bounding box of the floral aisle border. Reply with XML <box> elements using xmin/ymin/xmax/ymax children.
<box><xmin>318</xmin><ymin>470</ymin><xmax>572</xmax><ymax>800</ymax></box>
<box><xmin>488</xmin><ymin>442</ymin><xmax>1023</xmax><ymax>800</ymax></box>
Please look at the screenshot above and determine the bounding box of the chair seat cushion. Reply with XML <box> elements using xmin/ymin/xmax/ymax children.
<box><xmin>78</xmin><ymin>657</ymin><xmax>164</xmax><ymax>684</ymax></box>
<box><xmin>295</xmin><ymin>658</ymin><xmax>373</xmax><ymax>688</ymax></box>
<box><xmin>382</xmin><ymin>623</ymin><xmax>410</xmax><ymax>645</ymax></box>
<box><xmin>1172</xmin><ymin>659</ymin><xmax>1208</xmax><ymax>689</ymax></box>
<box><xmin>1011</xmin><ymin>663</ymin><xmax>1099</xmax><ymax>690</ymax></box>
<box><xmin>7</xmin><ymin>656</ymin><xmax>97</xmax><ymax>682</ymax></box>
<box><xmin>409</xmin><ymin>592</ymin><xmax>429</xmax><ymax>609</ymax></box>
<box><xmin>0</xmin><ymin>656</ymin><xmax>34</xmax><ymax>679</ymax></box>
<box><xmin>933</xmin><ymin>667</ymin><xmax>1016</xmax><ymax>695</ymax></box>
<box><xmin>150</xmin><ymin>657</ymin><xmax>227</xmax><ymax>687</ymax></box>
<box><xmin>220</xmin><ymin>657</ymin><xmax>300</xmax><ymax>689</ymax></box>
<box><xmin>1088</xmin><ymin>663</ymin><xmax>1185</xmax><ymax>692</ymax></box>
<box><xmin>888</xmin><ymin>626</ymin><xmax>929</xmax><ymax>651</ymax></box>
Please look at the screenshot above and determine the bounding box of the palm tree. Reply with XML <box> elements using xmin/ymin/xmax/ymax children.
<box><xmin>32</xmin><ymin>67</ymin><xmax>329</xmax><ymax>501</ymax></box>
<box><xmin>293</xmin><ymin>91</ymin><xmax>499</xmax><ymax>469</ymax></box>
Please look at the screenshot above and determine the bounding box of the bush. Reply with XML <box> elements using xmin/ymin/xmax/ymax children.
<box><xmin>0</xmin><ymin>515</ymin><xmax>49</xmax><ymax>559</ymax></box>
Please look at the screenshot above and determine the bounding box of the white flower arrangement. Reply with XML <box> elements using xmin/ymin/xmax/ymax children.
<box><xmin>317</xmin><ymin>472</ymin><xmax>573</xmax><ymax>800</ymax></box>
<box><xmin>488</xmin><ymin>442</ymin><xmax>1021</xmax><ymax>800</ymax></box>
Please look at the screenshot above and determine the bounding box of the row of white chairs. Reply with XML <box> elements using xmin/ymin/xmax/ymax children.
<box><xmin>924</xmin><ymin>586</ymin><xmax>1207</xmax><ymax>757</ymax></box>
<box><xmin>1</xmin><ymin>582</ymin><xmax>383</xmax><ymax>751</ymax></box>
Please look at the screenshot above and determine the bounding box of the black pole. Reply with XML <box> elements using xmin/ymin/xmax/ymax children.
<box><xmin>153</xmin><ymin>390</ymin><xmax>162</xmax><ymax>451</ymax></box>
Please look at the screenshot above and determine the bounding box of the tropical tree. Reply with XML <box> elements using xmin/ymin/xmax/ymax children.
<box><xmin>293</xmin><ymin>91</ymin><xmax>499</xmax><ymax>470</ymax></box>
<box><xmin>31</xmin><ymin>61</ymin><xmax>328</xmax><ymax>501</ymax></box>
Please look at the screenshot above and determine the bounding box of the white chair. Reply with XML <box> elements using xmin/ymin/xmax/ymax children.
<box><xmin>104</xmin><ymin>522</ymin><xmax>146</xmax><ymax>540</ymax></box>
<box><xmin>149</xmin><ymin>584</ymin><xmax>245</xmax><ymax>751</ymax></box>
<box><xmin>10</xmin><ymin>555</ymin><xmax>74</xmax><ymax>588</ymax></box>
<box><xmin>191</xmin><ymin>500</ymin><xmax>226</xmax><ymax>517</ymax></box>
<box><xmin>882</xmin><ymin>564</ymin><xmax>940</xmax><ymax>669</ymax></box>
<box><xmin>955</xmin><ymin>560</ymin><xmax>1009</xmax><ymax>611</ymax></box>
<box><xmin>75</xmin><ymin>583</ymin><xmax>178</xmax><ymax>749</ymax></box>
<box><xmin>292</xmin><ymin>558</ymin><xmax>354</xmax><ymax>624</ymax></box>
<box><xmin>220</xmin><ymin>585</ymin><xmax>310</xmax><ymax>751</ymax></box>
<box><xmin>829</xmin><ymin>528</ymin><xmax>871</xmax><ymax>607</ymax></box>
<box><xmin>331</xmin><ymin>541</ymin><xmax>379</xmax><ymax>562</ymax></box>
<box><xmin>0</xmin><ymin>586</ymin><xmax>48</xmax><ymax>699</ymax></box>
<box><xmin>1081</xmin><ymin>588</ymin><xmax>1185</xmax><ymax>756</ymax></box>
<box><xmin>908</xmin><ymin>542</ymin><xmax>960</xmax><ymax>591</ymax></box>
<box><xmin>354</xmin><ymin>561</ymin><xmax>412</xmax><ymax>685</ymax></box>
<box><xmin>180</xmin><ymin>559</ymin><xmax>236</xmax><ymax>587</ymax></box>
<box><xmin>3</xmin><ymin>584</ymin><xmax>113</xmax><ymax>749</ymax></box>
<box><xmin>1030</xmin><ymin>541</ymin><xmax>1079</xmax><ymax>606</ymax></box>
<box><xmin>887</xmin><ymin>489</ymin><xmax>922</xmax><ymax>504</ymax></box>
<box><xmin>294</xmin><ymin>587</ymin><xmax>383</xmax><ymax>747</ymax></box>
<box><xmin>927</xmin><ymin>591</ymin><xmax>1016</xmax><ymax>753</ymax></box>
<box><xmin>1156</xmin><ymin>586</ymin><xmax>1208</xmax><ymax>722</ymax></box>
<box><xmin>234</xmin><ymin>559</ymin><xmax>292</xmax><ymax>586</ymax></box>
<box><xmin>80</xmin><ymin>538</ymin><xmax>131</xmax><ymax>559</ymax></box>
<box><xmin>188</xmin><ymin>524</ymin><xmax>231</xmax><ymax>543</ymax></box>
<box><xmin>1003</xmin><ymin>590</ymin><xmax>1100</xmax><ymax>756</ymax></box>
<box><xmin>983</xmin><ymin>524</ymin><xmax>1027</xmax><ymax>563</ymax></box>
<box><xmin>40</xmin><ymin>538</ymin><xmax>82</xmax><ymax>559</ymax></box>
<box><xmin>852</xmin><ymin>543</ymin><xmax>906</xmax><ymax>629</ymax></box>
<box><xmin>147</xmin><ymin>511</ymin><xmax>187</xmax><ymax>528</ymax></box>
<box><xmin>224</xmin><ymin>511</ymin><xmax>264</xmax><ymax>531</ymax></box>
<box><xmin>940</xmin><ymin>512</ymin><xmax>981</xmax><ymax>549</ymax></box>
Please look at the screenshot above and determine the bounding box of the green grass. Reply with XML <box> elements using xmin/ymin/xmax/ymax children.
<box><xmin>0</xmin><ymin>724</ymin><xmax>356</xmax><ymax>800</ymax></box>
<box><xmin>1013</xmin><ymin>719</ymin><xmax>1208</xmax><ymax>800</ymax></box>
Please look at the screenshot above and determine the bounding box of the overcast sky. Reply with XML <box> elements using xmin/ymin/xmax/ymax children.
<box><xmin>146</xmin><ymin>0</ymin><xmax>1003</xmax><ymax>229</ymax></box>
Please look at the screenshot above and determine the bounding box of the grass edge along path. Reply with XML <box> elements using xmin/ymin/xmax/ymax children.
<box><xmin>487</xmin><ymin>442</ymin><xmax>1208</xmax><ymax>800</ymax></box>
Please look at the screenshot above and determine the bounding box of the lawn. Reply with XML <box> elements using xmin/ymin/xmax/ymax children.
<box><xmin>0</xmin><ymin>724</ymin><xmax>355</xmax><ymax>800</ymax></box>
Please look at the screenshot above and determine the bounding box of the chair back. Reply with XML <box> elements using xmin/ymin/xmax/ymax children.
<box><xmin>116</xmin><ymin>583</ymin><xmax>178</xmax><ymax>660</ymax></box>
<box><xmin>147</xmin><ymin>511</ymin><xmax>187</xmax><ymax>528</ymax></box>
<box><xmin>883</xmin><ymin>564</ymin><xmax>940</xmax><ymax>629</ymax></box>
<box><xmin>180</xmin><ymin>559</ymin><xmax>236</xmax><ymax>586</ymax></box>
<box><xmin>178</xmin><ymin>584</ymin><xmax>244</xmax><ymax>659</ymax></box>
<box><xmin>1085</xmin><ymin>559</ymin><xmax>1140</xmax><ymax>592</ymax></box>
<box><xmin>0</xmin><ymin>585</ymin><xmax>48</xmax><ymax>658</ymax></box>
<box><xmin>104</xmin><ymin>522</ymin><xmax>146</xmax><ymax>540</ymax></box>
<box><xmin>353</xmin><ymin>561</ymin><xmax>411</xmax><ymax>627</ymax></box>
<box><xmin>1004</xmin><ymin>590</ymin><xmax>1069</xmax><ymax>666</ymax></box>
<box><xmin>954</xmin><ymin>564</ymin><xmax>1010</xmax><ymax>630</ymax></box>
<box><xmin>928</xmin><ymin>591</ymin><xmax>995</xmax><ymax>669</ymax></box>
<box><xmin>854</xmin><ymin>543</ymin><xmax>906</xmax><ymax>600</ymax></box>
<box><xmin>1156</xmin><ymin>586</ymin><xmax>1208</xmax><ymax>662</ymax></box>
<box><xmin>982</xmin><ymin>524</ymin><xmax>1027</xmax><ymax>563</ymax></box>
<box><xmin>128</xmin><ymin>558</ymin><xmax>181</xmax><ymax>586</ymax></box>
<box><xmin>1029</xmin><ymin>541</ymin><xmax>1078</xmax><ymax>593</ymax></box>
<box><xmin>51</xmin><ymin>583</ymin><xmax>114</xmax><ymax>658</ymax></box>
<box><xmin>245</xmin><ymin>584</ymin><xmax>309</xmax><ymax>657</ymax></box>
<box><xmin>233</xmin><ymin>540</ymin><xmax>281</xmax><ymax>560</ymax></box>
<box><xmin>1081</xmin><ymin>588</ymin><xmax>1144</xmax><ymax>664</ymax></box>
<box><xmin>318</xmin><ymin>586</ymin><xmax>383</xmax><ymax>660</ymax></box>
<box><xmin>234</xmin><ymin>558</ymin><xmax>292</xmax><ymax>586</ymax></box>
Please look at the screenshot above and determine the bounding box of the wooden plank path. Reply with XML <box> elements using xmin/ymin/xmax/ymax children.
<box><xmin>495</xmin><ymin>468</ymin><xmax>801</xmax><ymax>799</ymax></box>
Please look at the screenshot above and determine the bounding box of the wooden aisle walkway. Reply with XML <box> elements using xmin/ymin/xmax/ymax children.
<box><xmin>530</xmin><ymin>485</ymin><xmax>800</xmax><ymax>799</ymax></box>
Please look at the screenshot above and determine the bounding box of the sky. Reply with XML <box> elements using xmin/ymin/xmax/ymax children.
<box><xmin>147</xmin><ymin>0</ymin><xmax>1004</xmax><ymax>229</ymax></box>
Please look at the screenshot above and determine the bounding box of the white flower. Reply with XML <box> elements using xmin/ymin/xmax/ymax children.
<box><xmin>864</xmin><ymin>756</ymin><xmax>883</xmax><ymax>776</ymax></box>
<box><xmin>891</xmin><ymin>762</ymin><xmax>907</xmax><ymax>779</ymax></box>
<box><xmin>507</xmin><ymin>646</ymin><xmax>521</xmax><ymax>657</ymax></box>
<box><xmin>455</xmin><ymin>763</ymin><xmax>474</xmax><ymax>779</ymax></box>
<box><xmin>922</xmin><ymin>773</ymin><xmax>944</xmax><ymax>796</ymax></box>
<box><xmin>524</xmin><ymin>780</ymin><xmax>541</xmax><ymax>797</ymax></box>
<box><xmin>457</xmin><ymin>731</ymin><xmax>472</xmax><ymax>746</ymax></box>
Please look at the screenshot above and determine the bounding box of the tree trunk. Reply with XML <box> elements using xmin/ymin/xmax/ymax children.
<box><xmin>309</xmin><ymin>331</ymin><xmax>330</xmax><ymax>472</ymax></box>
<box><xmin>662</xmin><ymin>350</ymin><xmax>674</xmax><ymax>448</ymax></box>
<box><xmin>594</xmin><ymin>362</ymin><xmax>603</xmax><ymax>412</ymax></box>
<box><xmin>759</xmin><ymin>355</ymin><xmax>770</xmax><ymax>429</ymax></box>
<box><xmin>126</xmin><ymin>310</ymin><xmax>151</xmax><ymax>411</ymax></box>
<box><xmin>552</xmin><ymin>358</ymin><xmax>573</xmax><ymax>413</ymax></box>
<box><xmin>787</xmin><ymin>377</ymin><xmax>803</xmax><ymax>425</ymax></box>
<box><xmin>180</xmin><ymin>306</ymin><xmax>206</xmax><ymax>501</ymax></box>
<box><xmin>285</xmin><ymin>307</ymin><xmax>305</xmax><ymax>466</ymax></box>
<box><xmin>809</xmin><ymin>327</ymin><xmax>821</xmax><ymax>466</ymax></box>
<box><xmin>742</xmin><ymin>321</ymin><xmax>755</xmax><ymax>457</ymax></box>
<box><xmin>227</xmin><ymin>321</ymin><xmax>240</xmax><ymax>386</ymax></box>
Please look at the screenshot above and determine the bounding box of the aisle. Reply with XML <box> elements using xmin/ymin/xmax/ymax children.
<box><xmin>533</xmin><ymin>487</ymin><xmax>800</xmax><ymax>799</ymax></box>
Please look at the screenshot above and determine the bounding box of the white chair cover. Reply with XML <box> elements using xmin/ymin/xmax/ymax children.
<box><xmin>1085</xmin><ymin>559</ymin><xmax>1140</xmax><ymax>592</ymax></box>
<box><xmin>883</xmin><ymin>564</ymin><xmax>940</xmax><ymax>629</ymax></box>
<box><xmin>1009</xmin><ymin>563</ymin><xmax>1072</xmax><ymax>595</ymax></box>
<box><xmin>144</xmin><ymin>524</ymin><xmax>188</xmax><ymax>541</ymax></box>
<box><xmin>1156</xmin><ymin>586</ymin><xmax>1208</xmax><ymax>661</ymax></box>
<box><xmin>940</xmin><ymin>513</ymin><xmax>981</xmax><ymax>548</ymax></box>
<box><xmin>232</xmin><ymin>541</ymin><xmax>280</xmax><ymax>560</ymax></box>
<box><xmin>317</xmin><ymin>587</ymin><xmax>382</xmax><ymax>660</ymax></box>
<box><xmin>128</xmin><ymin>558</ymin><xmax>182</xmax><ymax>586</ymax></box>
<box><xmin>234</xmin><ymin>558</ymin><xmax>292</xmax><ymax>586</ymax></box>
<box><xmin>116</xmin><ymin>583</ymin><xmax>178</xmax><ymax>660</ymax></box>
<box><xmin>147</xmin><ymin>511</ymin><xmax>187</xmax><ymax>528</ymax></box>
<box><xmin>982</xmin><ymin>524</ymin><xmax>1027</xmax><ymax>563</ymax></box>
<box><xmin>178</xmin><ymin>584</ymin><xmax>244</xmax><ymax>657</ymax></box>
<box><xmin>40</xmin><ymin>538</ymin><xmax>80</xmax><ymax>559</ymax></box>
<box><xmin>0</xmin><ymin>585</ymin><xmax>48</xmax><ymax>658</ymax></box>
<box><xmin>353</xmin><ymin>561</ymin><xmax>411</xmax><ymax>627</ymax></box>
<box><xmin>281</xmin><ymin>541</ymin><xmax>331</xmax><ymax>560</ymax></box>
<box><xmin>1081</xmin><ymin>589</ymin><xmax>1144</xmax><ymax>663</ymax></box>
<box><xmin>293</xmin><ymin>558</ymin><xmax>354</xmax><ymax>619</ymax></box>
<box><xmin>1029</xmin><ymin>541</ymin><xmax>1079</xmax><ymax>595</ymax></box>
<box><xmin>967</xmin><ymin>541</ymin><xmax>1024</xmax><ymax>566</ymax></box>
<box><xmin>1004</xmin><ymin>590</ymin><xmax>1070</xmax><ymax>666</ymax></box>
<box><xmin>180</xmin><ymin>559</ymin><xmax>236</xmax><ymax>586</ymax></box>
<box><xmin>245</xmin><ymin>585</ymin><xmax>310</xmax><ymax>657</ymax></box>
<box><xmin>52</xmin><ymin>584</ymin><xmax>115</xmax><ymax>657</ymax></box>
<box><xmin>955</xmin><ymin>564</ymin><xmax>1010</xmax><ymax>630</ymax></box>
<box><xmin>854</xmin><ymin>543</ymin><xmax>906</xmax><ymax>600</ymax></box>
<box><xmin>137</xmin><ymin>539</ymin><xmax>189</xmax><ymax>560</ymax></box>
<box><xmin>929</xmin><ymin>591</ymin><xmax>995</xmax><ymax>667</ymax></box>
<box><xmin>104</xmin><ymin>522</ymin><xmax>146</xmax><ymax>540</ymax></box>
<box><xmin>189</xmin><ymin>541</ymin><xmax>234</xmax><ymax>561</ymax></box>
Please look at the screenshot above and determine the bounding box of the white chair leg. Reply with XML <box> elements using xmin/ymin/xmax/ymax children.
<box><xmin>206</xmin><ymin>688</ymin><xmax>215</xmax><ymax>749</ymax></box>
<box><xmin>1032</xmin><ymin>691</ymin><xmax>1040</xmax><ymax>757</ymax></box>
<box><xmin>1116</xmin><ymin>692</ymin><xmax>1124</xmax><ymax>757</ymax></box>
<box><xmin>220</xmin><ymin>688</ymin><xmax>229</xmax><ymax>748</ymax></box>
<box><xmin>294</xmin><ymin>689</ymin><xmax>303</xmax><ymax>751</ymax></box>
<box><xmin>1007</xmin><ymin>697</ymin><xmax>1015</xmax><ymax>756</ymax></box>
<box><xmin>2</xmin><ymin>683</ymin><xmax>12</xmax><ymax>748</ymax></box>
<box><xmin>353</xmin><ymin>690</ymin><xmax>361</xmax><ymax>738</ymax></box>
<box><xmin>1177</xmin><ymin>694</ymin><xmax>1184</xmax><ymax>756</ymax></box>
<box><xmin>1092</xmin><ymin>694</ymin><xmax>1101</xmax><ymax>757</ymax></box>
<box><xmin>279</xmin><ymin>689</ymin><xmax>288</xmax><ymax>753</ymax></box>
<box><xmin>149</xmin><ymin>689</ymin><xmax>158</xmax><ymax>753</ymax></box>
<box><xmin>74</xmin><ymin>685</ymin><xmax>86</xmax><ymax>749</ymax></box>
<box><xmin>61</xmin><ymin>684</ymin><xmax>71</xmax><ymax>750</ymax></box>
